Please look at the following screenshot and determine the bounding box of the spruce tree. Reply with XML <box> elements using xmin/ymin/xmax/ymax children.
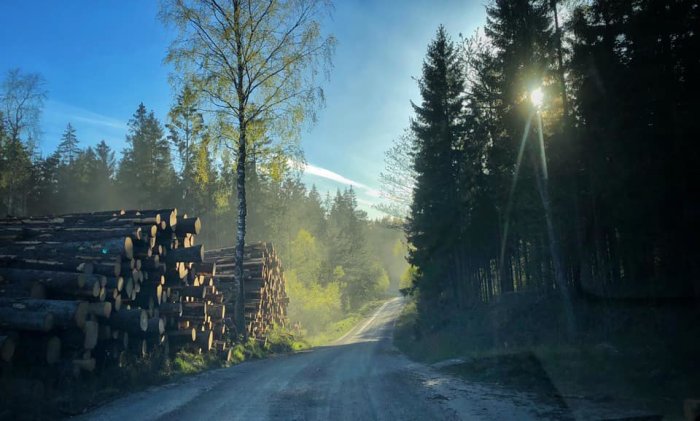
<box><xmin>117</xmin><ymin>103</ymin><xmax>177</xmax><ymax>208</ymax></box>
<box><xmin>57</xmin><ymin>123</ymin><xmax>80</xmax><ymax>164</ymax></box>
<box><xmin>481</xmin><ymin>0</ymin><xmax>555</xmax><ymax>293</ymax></box>
<box><xmin>407</xmin><ymin>26</ymin><xmax>467</xmax><ymax>305</ymax></box>
<box><xmin>94</xmin><ymin>140</ymin><xmax>116</xmax><ymax>180</ymax></box>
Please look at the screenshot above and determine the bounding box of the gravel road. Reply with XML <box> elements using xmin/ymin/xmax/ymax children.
<box><xmin>77</xmin><ymin>297</ymin><xmax>568</xmax><ymax>420</ymax></box>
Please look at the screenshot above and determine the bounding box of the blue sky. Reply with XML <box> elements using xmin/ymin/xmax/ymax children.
<box><xmin>0</xmin><ymin>0</ymin><xmax>486</xmax><ymax>218</ymax></box>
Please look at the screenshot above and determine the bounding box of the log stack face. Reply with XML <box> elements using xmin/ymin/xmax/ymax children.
<box><xmin>204</xmin><ymin>242</ymin><xmax>289</xmax><ymax>340</ymax></box>
<box><xmin>0</xmin><ymin>209</ymin><xmax>289</xmax><ymax>377</ymax></box>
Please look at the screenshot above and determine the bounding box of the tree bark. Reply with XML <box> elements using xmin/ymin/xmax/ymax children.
<box><xmin>0</xmin><ymin>298</ymin><xmax>87</xmax><ymax>328</ymax></box>
<box><xmin>107</xmin><ymin>308</ymin><xmax>147</xmax><ymax>333</ymax></box>
<box><xmin>0</xmin><ymin>256</ymin><xmax>94</xmax><ymax>274</ymax></box>
<box><xmin>165</xmin><ymin>244</ymin><xmax>203</xmax><ymax>264</ymax></box>
<box><xmin>175</xmin><ymin>217</ymin><xmax>201</xmax><ymax>236</ymax></box>
<box><xmin>0</xmin><ymin>308</ymin><xmax>53</xmax><ymax>332</ymax></box>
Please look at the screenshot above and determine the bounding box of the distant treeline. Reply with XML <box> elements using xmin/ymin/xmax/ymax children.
<box><xmin>0</xmin><ymin>76</ymin><xmax>406</xmax><ymax>336</ymax></box>
<box><xmin>398</xmin><ymin>0</ymin><xmax>699</xmax><ymax>327</ymax></box>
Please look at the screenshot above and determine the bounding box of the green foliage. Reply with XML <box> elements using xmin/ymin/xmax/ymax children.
<box><xmin>288</xmin><ymin>229</ymin><xmax>322</xmax><ymax>285</ymax></box>
<box><xmin>166</xmin><ymin>84</ymin><xmax>218</xmax><ymax>216</ymax></box>
<box><xmin>172</xmin><ymin>352</ymin><xmax>211</xmax><ymax>374</ymax></box>
<box><xmin>286</xmin><ymin>265</ymin><xmax>343</xmax><ymax>335</ymax></box>
<box><xmin>264</xmin><ymin>325</ymin><xmax>310</xmax><ymax>353</ymax></box>
<box><xmin>304</xmin><ymin>300</ymin><xmax>385</xmax><ymax>346</ymax></box>
<box><xmin>399</xmin><ymin>265</ymin><xmax>417</xmax><ymax>291</ymax></box>
<box><xmin>229</xmin><ymin>343</ymin><xmax>247</xmax><ymax>364</ymax></box>
<box><xmin>117</xmin><ymin>103</ymin><xmax>178</xmax><ymax>209</ymax></box>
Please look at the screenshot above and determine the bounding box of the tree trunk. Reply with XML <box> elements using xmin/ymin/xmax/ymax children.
<box><xmin>235</xmin><ymin>117</ymin><xmax>248</xmax><ymax>339</ymax></box>
<box><xmin>232</xmin><ymin>0</ymin><xmax>248</xmax><ymax>340</ymax></box>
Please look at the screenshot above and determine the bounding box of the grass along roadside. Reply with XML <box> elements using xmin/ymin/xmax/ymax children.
<box><xmin>0</xmin><ymin>330</ymin><xmax>306</xmax><ymax>420</ymax></box>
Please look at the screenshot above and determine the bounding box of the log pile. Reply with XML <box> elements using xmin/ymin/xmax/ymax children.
<box><xmin>0</xmin><ymin>209</ymin><xmax>288</xmax><ymax>376</ymax></box>
<box><xmin>204</xmin><ymin>242</ymin><xmax>289</xmax><ymax>339</ymax></box>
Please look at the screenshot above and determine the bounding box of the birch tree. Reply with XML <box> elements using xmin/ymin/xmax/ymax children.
<box><xmin>162</xmin><ymin>0</ymin><xmax>334</xmax><ymax>337</ymax></box>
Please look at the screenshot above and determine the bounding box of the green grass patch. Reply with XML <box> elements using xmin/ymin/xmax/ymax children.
<box><xmin>171</xmin><ymin>350</ymin><xmax>224</xmax><ymax>375</ymax></box>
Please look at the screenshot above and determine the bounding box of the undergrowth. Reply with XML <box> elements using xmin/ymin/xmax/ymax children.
<box><xmin>393</xmin><ymin>296</ymin><xmax>700</xmax><ymax>419</ymax></box>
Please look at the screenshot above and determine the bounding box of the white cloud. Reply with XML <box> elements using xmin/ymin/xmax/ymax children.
<box><xmin>291</xmin><ymin>159</ymin><xmax>382</xmax><ymax>198</ymax></box>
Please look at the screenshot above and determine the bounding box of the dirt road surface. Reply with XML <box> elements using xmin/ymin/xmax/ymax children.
<box><xmin>76</xmin><ymin>297</ymin><xmax>568</xmax><ymax>420</ymax></box>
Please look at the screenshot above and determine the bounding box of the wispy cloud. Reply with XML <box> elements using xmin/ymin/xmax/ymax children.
<box><xmin>291</xmin><ymin>160</ymin><xmax>382</xmax><ymax>198</ymax></box>
<box><xmin>46</xmin><ymin>100</ymin><xmax>128</xmax><ymax>131</ymax></box>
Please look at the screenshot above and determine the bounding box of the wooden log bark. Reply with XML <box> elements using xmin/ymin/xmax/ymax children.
<box><xmin>15</xmin><ymin>334</ymin><xmax>61</xmax><ymax>365</ymax></box>
<box><xmin>150</xmin><ymin>317</ymin><xmax>165</xmax><ymax>335</ymax></box>
<box><xmin>61</xmin><ymin>320</ymin><xmax>99</xmax><ymax>351</ymax></box>
<box><xmin>92</xmin><ymin>260</ymin><xmax>121</xmax><ymax>277</ymax></box>
<box><xmin>0</xmin><ymin>307</ymin><xmax>54</xmax><ymax>332</ymax></box>
<box><xmin>0</xmin><ymin>298</ymin><xmax>88</xmax><ymax>329</ymax></box>
<box><xmin>159</xmin><ymin>302</ymin><xmax>182</xmax><ymax>317</ymax></box>
<box><xmin>0</xmin><ymin>256</ymin><xmax>93</xmax><ymax>274</ymax></box>
<box><xmin>106</xmin><ymin>308</ymin><xmax>147</xmax><ymax>333</ymax></box>
<box><xmin>104</xmin><ymin>276</ymin><xmax>123</xmax><ymax>292</ymax></box>
<box><xmin>195</xmin><ymin>329</ymin><xmax>213</xmax><ymax>351</ymax></box>
<box><xmin>208</xmin><ymin>304</ymin><xmax>225</xmax><ymax>320</ymax></box>
<box><xmin>165</xmin><ymin>245</ymin><xmax>203</xmax><ymax>264</ymax></box>
<box><xmin>87</xmin><ymin>302</ymin><xmax>112</xmax><ymax>318</ymax></box>
<box><xmin>167</xmin><ymin>328</ymin><xmax>196</xmax><ymax>345</ymax></box>
<box><xmin>0</xmin><ymin>281</ymin><xmax>46</xmax><ymax>299</ymax></box>
<box><xmin>175</xmin><ymin>217</ymin><xmax>201</xmax><ymax>236</ymax></box>
<box><xmin>20</xmin><ymin>226</ymin><xmax>143</xmax><ymax>242</ymax></box>
<box><xmin>0</xmin><ymin>333</ymin><xmax>15</xmax><ymax>362</ymax></box>
<box><xmin>0</xmin><ymin>267</ymin><xmax>87</xmax><ymax>291</ymax></box>
<box><xmin>0</xmin><ymin>237</ymin><xmax>134</xmax><ymax>260</ymax></box>
<box><xmin>182</xmin><ymin>302</ymin><xmax>207</xmax><ymax>317</ymax></box>
<box><xmin>192</xmin><ymin>261</ymin><xmax>216</xmax><ymax>276</ymax></box>
<box><xmin>181</xmin><ymin>285</ymin><xmax>205</xmax><ymax>299</ymax></box>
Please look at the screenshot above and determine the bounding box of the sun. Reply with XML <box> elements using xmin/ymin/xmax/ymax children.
<box><xmin>530</xmin><ymin>87</ymin><xmax>544</xmax><ymax>109</ymax></box>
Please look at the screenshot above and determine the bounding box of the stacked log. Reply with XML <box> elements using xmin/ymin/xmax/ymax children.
<box><xmin>204</xmin><ymin>242</ymin><xmax>288</xmax><ymax>339</ymax></box>
<box><xmin>0</xmin><ymin>209</ymin><xmax>289</xmax><ymax>378</ymax></box>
